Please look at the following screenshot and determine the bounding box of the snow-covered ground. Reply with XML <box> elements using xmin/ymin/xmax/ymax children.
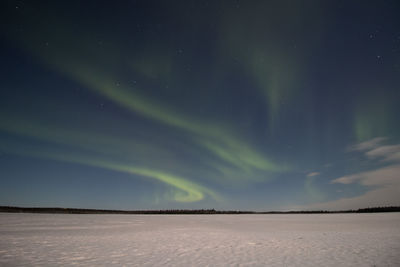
<box><xmin>0</xmin><ymin>213</ymin><xmax>399</xmax><ymax>266</ymax></box>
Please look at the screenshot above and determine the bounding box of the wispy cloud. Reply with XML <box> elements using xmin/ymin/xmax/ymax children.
<box><xmin>307</xmin><ymin>172</ymin><xmax>320</xmax><ymax>177</ymax></box>
<box><xmin>365</xmin><ymin>144</ymin><xmax>400</xmax><ymax>162</ymax></box>
<box><xmin>348</xmin><ymin>137</ymin><xmax>387</xmax><ymax>152</ymax></box>
<box><xmin>302</xmin><ymin>137</ymin><xmax>400</xmax><ymax>210</ymax></box>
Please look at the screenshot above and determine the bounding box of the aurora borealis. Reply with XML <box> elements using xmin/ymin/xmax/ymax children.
<box><xmin>0</xmin><ymin>1</ymin><xmax>399</xmax><ymax>210</ymax></box>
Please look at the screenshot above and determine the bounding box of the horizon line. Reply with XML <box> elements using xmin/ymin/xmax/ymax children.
<box><xmin>1</xmin><ymin>205</ymin><xmax>400</xmax><ymax>215</ymax></box>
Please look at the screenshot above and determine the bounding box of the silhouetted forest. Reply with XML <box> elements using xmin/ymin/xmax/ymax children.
<box><xmin>1</xmin><ymin>206</ymin><xmax>399</xmax><ymax>214</ymax></box>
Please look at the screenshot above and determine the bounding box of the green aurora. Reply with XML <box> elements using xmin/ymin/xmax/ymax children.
<box><xmin>0</xmin><ymin>1</ymin><xmax>399</xmax><ymax>210</ymax></box>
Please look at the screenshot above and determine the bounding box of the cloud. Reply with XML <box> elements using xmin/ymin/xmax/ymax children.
<box><xmin>303</xmin><ymin>137</ymin><xmax>400</xmax><ymax>210</ymax></box>
<box><xmin>348</xmin><ymin>137</ymin><xmax>387</xmax><ymax>151</ymax></box>
<box><xmin>307</xmin><ymin>172</ymin><xmax>320</xmax><ymax>177</ymax></box>
<box><xmin>365</xmin><ymin>144</ymin><xmax>400</xmax><ymax>162</ymax></box>
<box><xmin>331</xmin><ymin>165</ymin><xmax>400</xmax><ymax>187</ymax></box>
<box><xmin>309</xmin><ymin>164</ymin><xmax>400</xmax><ymax>210</ymax></box>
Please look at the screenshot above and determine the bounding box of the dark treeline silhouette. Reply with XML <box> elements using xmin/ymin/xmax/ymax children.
<box><xmin>1</xmin><ymin>206</ymin><xmax>400</xmax><ymax>214</ymax></box>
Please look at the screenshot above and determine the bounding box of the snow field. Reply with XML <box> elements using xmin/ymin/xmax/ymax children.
<box><xmin>0</xmin><ymin>213</ymin><xmax>399</xmax><ymax>266</ymax></box>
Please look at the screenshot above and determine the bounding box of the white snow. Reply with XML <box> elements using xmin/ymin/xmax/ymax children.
<box><xmin>1</xmin><ymin>213</ymin><xmax>399</xmax><ymax>266</ymax></box>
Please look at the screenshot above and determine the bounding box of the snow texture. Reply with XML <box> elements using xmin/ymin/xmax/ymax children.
<box><xmin>1</xmin><ymin>213</ymin><xmax>399</xmax><ymax>266</ymax></box>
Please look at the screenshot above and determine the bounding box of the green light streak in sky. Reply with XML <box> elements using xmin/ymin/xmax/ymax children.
<box><xmin>217</xmin><ymin>2</ymin><xmax>324</xmax><ymax>134</ymax></box>
<box><xmin>246</xmin><ymin>47</ymin><xmax>297</xmax><ymax>129</ymax></box>
<box><xmin>76</xmin><ymin>160</ymin><xmax>218</xmax><ymax>203</ymax></box>
<box><xmin>5</xmin><ymin>8</ymin><xmax>291</xmax><ymax>196</ymax></box>
<box><xmin>200</xmin><ymin>138</ymin><xmax>286</xmax><ymax>174</ymax></box>
<box><xmin>92</xmin><ymin>161</ymin><xmax>217</xmax><ymax>203</ymax></box>
<box><xmin>0</xmin><ymin>140</ymin><xmax>219</xmax><ymax>203</ymax></box>
<box><xmin>70</xmin><ymin>65</ymin><xmax>217</xmax><ymax>137</ymax></box>
<box><xmin>0</xmin><ymin>112</ymin><xmax>284</xmax><ymax>204</ymax></box>
<box><xmin>219</xmin><ymin>9</ymin><xmax>300</xmax><ymax>132</ymax></box>
<box><xmin>0</xmin><ymin>117</ymin><xmax>221</xmax><ymax>202</ymax></box>
<box><xmin>0</xmin><ymin>117</ymin><xmax>174</xmax><ymax>164</ymax></box>
<box><xmin>8</xmin><ymin>9</ymin><xmax>287</xmax><ymax>179</ymax></box>
<box><xmin>63</xmin><ymin>65</ymin><xmax>285</xmax><ymax>177</ymax></box>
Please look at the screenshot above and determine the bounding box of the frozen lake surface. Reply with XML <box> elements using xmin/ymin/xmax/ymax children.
<box><xmin>1</xmin><ymin>213</ymin><xmax>399</xmax><ymax>266</ymax></box>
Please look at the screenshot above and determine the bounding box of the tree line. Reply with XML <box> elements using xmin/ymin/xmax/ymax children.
<box><xmin>1</xmin><ymin>206</ymin><xmax>399</xmax><ymax>214</ymax></box>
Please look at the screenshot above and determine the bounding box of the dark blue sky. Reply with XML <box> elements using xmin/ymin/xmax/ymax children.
<box><xmin>0</xmin><ymin>0</ymin><xmax>399</xmax><ymax>210</ymax></box>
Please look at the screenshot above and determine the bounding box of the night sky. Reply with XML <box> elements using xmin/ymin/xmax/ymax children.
<box><xmin>1</xmin><ymin>0</ymin><xmax>399</xmax><ymax>210</ymax></box>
